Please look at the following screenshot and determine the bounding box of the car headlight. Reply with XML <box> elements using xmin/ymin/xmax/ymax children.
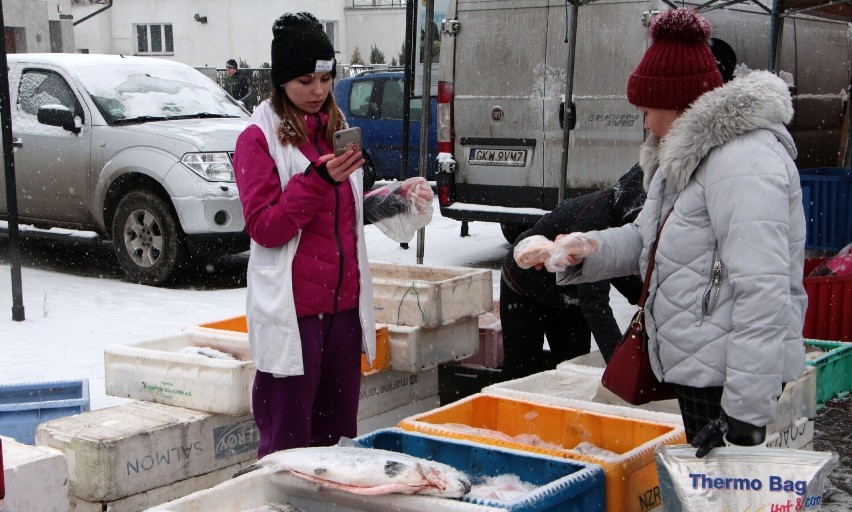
<box><xmin>181</xmin><ymin>152</ymin><xmax>235</xmax><ymax>182</ymax></box>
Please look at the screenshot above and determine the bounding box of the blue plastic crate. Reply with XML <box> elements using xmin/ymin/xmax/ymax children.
<box><xmin>800</xmin><ymin>167</ymin><xmax>852</xmax><ymax>252</ymax></box>
<box><xmin>0</xmin><ymin>380</ymin><xmax>90</xmax><ymax>445</ymax></box>
<box><xmin>355</xmin><ymin>428</ymin><xmax>606</xmax><ymax>512</ymax></box>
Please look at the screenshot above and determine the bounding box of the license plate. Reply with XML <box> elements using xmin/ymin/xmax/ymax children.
<box><xmin>468</xmin><ymin>148</ymin><xmax>527</xmax><ymax>166</ymax></box>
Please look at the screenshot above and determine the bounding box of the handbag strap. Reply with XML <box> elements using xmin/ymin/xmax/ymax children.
<box><xmin>637</xmin><ymin>209</ymin><xmax>673</xmax><ymax>308</ymax></box>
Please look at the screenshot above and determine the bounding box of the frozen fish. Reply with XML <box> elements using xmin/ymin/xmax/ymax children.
<box><xmin>258</xmin><ymin>446</ymin><xmax>471</xmax><ymax>497</ymax></box>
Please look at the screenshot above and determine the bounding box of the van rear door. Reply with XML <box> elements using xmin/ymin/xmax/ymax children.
<box><xmin>442</xmin><ymin>0</ymin><xmax>650</xmax><ymax>228</ymax></box>
<box><xmin>450</xmin><ymin>0</ymin><xmax>550</xmax><ymax>222</ymax></box>
<box><xmin>543</xmin><ymin>0</ymin><xmax>649</xmax><ymax>196</ymax></box>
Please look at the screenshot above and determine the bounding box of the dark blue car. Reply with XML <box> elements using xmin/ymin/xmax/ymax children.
<box><xmin>334</xmin><ymin>71</ymin><xmax>437</xmax><ymax>189</ymax></box>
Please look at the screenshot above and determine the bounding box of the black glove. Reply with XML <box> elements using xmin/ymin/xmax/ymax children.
<box><xmin>691</xmin><ymin>411</ymin><xmax>766</xmax><ymax>458</ymax></box>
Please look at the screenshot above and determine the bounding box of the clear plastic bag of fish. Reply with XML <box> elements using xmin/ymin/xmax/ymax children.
<box><xmin>364</xmin><ymin>179</ymin><xmax>433</xmax><ymax>243</ymax></box>
<box><xmin>655</xmin><ymin>445</ymin><xmax>838</xmax><ymax>511</ymax></box>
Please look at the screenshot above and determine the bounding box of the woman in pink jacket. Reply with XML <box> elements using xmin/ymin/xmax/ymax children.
<box><xmin>233</xmin><ymin>12</ymin><xmax>431</xmax><ymax>458</ymax></box>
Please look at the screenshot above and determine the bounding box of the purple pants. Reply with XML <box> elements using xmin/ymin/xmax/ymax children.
<box><xmin>252</xmin><ymin>307</ymin><xmax>362</xmax><ymax>458</ymax></box>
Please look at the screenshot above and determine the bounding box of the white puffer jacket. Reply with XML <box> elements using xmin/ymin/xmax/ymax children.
<box><xmin>560</xmin><ymin>70</ymin><xmax>807</xmax><ymax>426</ymax></box>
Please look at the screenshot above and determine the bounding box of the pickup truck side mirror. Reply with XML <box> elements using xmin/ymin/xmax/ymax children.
<box><xmin>37</xmin><ymin>104</ymin><xmax>81</xmax><ymax>133</ymax></box>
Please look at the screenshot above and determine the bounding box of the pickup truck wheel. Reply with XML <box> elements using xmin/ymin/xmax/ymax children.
<box><xmin>500</xmin><ymin>223</ymin><xmax>532</xmax><ymax>244</ymax></box>
<box><xmin>362</xmin><ymin>151</ymin><xmax>377</xmax><ymax>191</ymax></box>
<box><xmin>112</xmin><ymin>191</ymin><xmax>187</xmax><ymax>286</ymax></box>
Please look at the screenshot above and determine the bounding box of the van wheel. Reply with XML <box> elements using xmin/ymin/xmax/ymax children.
<box><xmin>362</xmin><ymin>151</ymin><xmax>377</xmax><ymax>191</ymax></box>
<box><xmin>112</xmin><ymin>190</ymin><xmax>187</xmax><ymax>286</ymax></box>
<box><xmin>500</xmin><ymin>223</ymin><xmax>532</xmax><ymax>244</ymax></box>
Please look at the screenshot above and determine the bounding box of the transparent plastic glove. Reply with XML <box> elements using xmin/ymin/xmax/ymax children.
<box><xmin>544</xmin><ymin>232</ymin><xmax>598</xmax><ymax>272</ymax></box>
<box><xmin>513</xmin><ymin>235</ymin><xmax>553</xmax><ymax>269</ymax></box>
<box><xmin>691</xmin><ymin>411</ymin><xmax>766</xmax><ymax>458</ymax></box>
<box><xmin>400</xmin><ymin>177</ymin><xmax>433</xmax><ymax>213</ymax></box>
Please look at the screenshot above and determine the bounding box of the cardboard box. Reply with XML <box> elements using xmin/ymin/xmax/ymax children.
<box><xmin>1</xmin><ymin>435</ymin><xmax>69</xmax><ymax>512</ymax></box>
<box><xmin>35</xmin><ymin>401</ymin><xmax>258</xmax><ymax>502</ymax></box>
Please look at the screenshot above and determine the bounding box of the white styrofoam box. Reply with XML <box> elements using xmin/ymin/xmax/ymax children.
<box><xmin>460</xmin><ymin>313</ymin><xmax>504</xmax><ymax>368</ymax></box>
<box><xmin>68</xmin><ymin>461</ymin><xmax>251</xmax><ymax>512</ymax></box>
<box><xmin>1</xmin><ymin>435</ymin><xmax>70</xmax><ymax>512</ymax></box>
<box><xmin>770</xmin><ymin>366</ymin><xmax>817</xmax><ymax>428</ymax></box>
<box><xmin>144</xmin><ymin>464</ymin><xmax>505</xmax><ymax>512</ymax></box>
<box><xmin>371</xmin><ymin>261</ymin><xmax>493</xmax><ymax>328</ymax></box>
<box><xmin>497</xmin><ymin>363</ymin><xmax>682</xmax><ymax>416</ymax></box>
<box><xmin>356</xmin><ymin>395</ymin><xmax>441</xmax><ymax>436</ymax></box>
<box><xmin>358</xmin><ymin>368</ymin><xmax>439</xmax><ymax>420</ymax></box>
<box><xmin>387</xmin><ymin>316</ymin><xmax>479</xmax><ymax>372</ymax></box>
<box><xmin>104</xmin><ymin>331</ymin><xmax>254</xmax><ymax>415</ymax></box>
<box><xmin>482</xmin><ymin>373</ymin><xmax>685</xmax><ymax>428</ymax></box>
<box><xmin>552</xmin><ymin>353</ymin><xmax>817</xmax><ymax>446</ymax></box>
<box><xmin>35</xmin><ymin>401</ymin><xmax>258</xmax><ymax>502</ymax></box>
<box><xmin>765</xmin><ymin>417</ymin><xmax>814</xmax><ymax>450</ymax></box>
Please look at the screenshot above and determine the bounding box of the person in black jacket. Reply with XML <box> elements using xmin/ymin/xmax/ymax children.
<box><xmin>500</xmin><ymin>164</ymin><xmax>646</xmax><ymax>380</ymax></box>
<box><xmin>226</xmin><ymin>59</ymin><xmax>254</xmax><ymax>110</ymax></box>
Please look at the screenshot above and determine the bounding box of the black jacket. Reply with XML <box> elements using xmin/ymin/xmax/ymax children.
<box><xmin>501</xmin><ymin>163</ymin><xmax>646</xmax><ymax>356</ymax></box>
<box><xmin>230</xmin><ymin>70</ymin><xmax>253</xmax><ymax>106</ymax></box>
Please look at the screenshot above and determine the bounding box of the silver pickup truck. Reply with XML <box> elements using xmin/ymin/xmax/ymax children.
<box><xmin>2</xmin><ymin>53</ymin><xmax>250</xmax><ymax>285</ymax></box>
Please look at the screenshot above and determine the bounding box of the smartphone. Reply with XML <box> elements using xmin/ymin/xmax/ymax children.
<box><xmin>333</xmin><ymin>127</ymin><xmax>362</xmax><ymax>157</ymax></box>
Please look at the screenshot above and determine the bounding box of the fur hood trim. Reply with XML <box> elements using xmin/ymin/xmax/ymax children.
<box><xmin>639</xmin><ymin>70</ymin><xmax>796</xmax><ymax>191</ymax></box>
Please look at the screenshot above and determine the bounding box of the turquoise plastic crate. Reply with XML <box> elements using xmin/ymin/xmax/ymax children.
<box><xmin>799</xmin><ymin>167</ymin><xmax>852</xmax><ymax>252</ymax></box>
<box><xmin>804</xmin><ymin>340</ymin><xmax>852</xmax><ymax>403</ymax></box>
<box><xmin>355</xmin><ymin>428</ymin><xmax>606</xmax><ymax>512</ymax></box>
<box><xmin>0</xmin><ymin>380</ymin><xmax>90</xmax><ymax>444</ymax></box>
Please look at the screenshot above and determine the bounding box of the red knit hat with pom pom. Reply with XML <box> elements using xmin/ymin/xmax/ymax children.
<box><xmin>627</xmin><ymin>9</ymin><xmax>723</xmax><ymax>110</ymax></box>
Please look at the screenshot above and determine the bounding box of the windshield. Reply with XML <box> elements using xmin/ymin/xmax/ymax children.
<box><xmin>74</xmin><ymin>63</ymin><xmax>248</xmax><ymax>124</ymax></box>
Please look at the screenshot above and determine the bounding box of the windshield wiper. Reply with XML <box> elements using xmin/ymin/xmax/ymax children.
<box><xmin>112</xmin><ymin>115</ymin><xmax>170</xmax><ymax>125</ymax></box>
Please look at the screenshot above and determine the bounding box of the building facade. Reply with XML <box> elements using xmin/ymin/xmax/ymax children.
<box><xmin>3</xmin><ymin>0</ymin><xmax>76</xmax><ymax>54</ymax></box>
<box><xmin>69</xmin><ymin>0</ymin><xmax>407</xmax><ymax>68</ymax></box>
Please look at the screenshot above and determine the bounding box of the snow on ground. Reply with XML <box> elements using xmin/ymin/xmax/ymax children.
<box><xmin>0</xmin><ymin>199</ymin><xmax>634</xmax><ymax>410</ymax></box>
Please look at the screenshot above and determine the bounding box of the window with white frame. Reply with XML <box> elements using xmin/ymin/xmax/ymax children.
<box><xmin>134</xmin><ymin>23</ymin><xmax>174</xmax><ymax>55</ymax></box>
<box><xmin>321</xmin><ymin>21</ymin><xmax>339</xmax><ymax>52</ymax></box>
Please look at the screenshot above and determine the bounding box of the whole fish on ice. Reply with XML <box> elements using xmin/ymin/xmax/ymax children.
<box><xmin>257</xmin><ymin>446</ymin><xmax>471</xmax><ymax>497</ymax></box>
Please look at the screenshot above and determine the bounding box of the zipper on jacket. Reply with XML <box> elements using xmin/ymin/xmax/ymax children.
<box><xmin>702</xmin><ymin>243</ymin><xmax>722</xmax><ymax>317</ymax></box>
<box><xmin>314</xmin><ymin>113</ymin><xmax>345</xmax><ymax>313</ymax></box>
<box><xmin>333</xmin><ymin>187</ymin><xmax>344</xmax><ymax>313</ymax></box>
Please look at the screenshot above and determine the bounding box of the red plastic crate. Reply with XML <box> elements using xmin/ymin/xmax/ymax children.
<box><xmin>803</xmin><ymin>258</ymin><xmax>852</xmax><ymax>342</ymax></box>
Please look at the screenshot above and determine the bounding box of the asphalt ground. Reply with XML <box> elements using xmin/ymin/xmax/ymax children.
<box><xmin>812</xmin><ymin>395</ymin><xmax>852</xmax><ymax>510</ymax></box>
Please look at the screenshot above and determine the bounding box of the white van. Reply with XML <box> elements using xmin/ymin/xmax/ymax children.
<box><xmin>435</xmin><ymin>0</ymin><xmax>852</xmax><ymax>242</ymax></box>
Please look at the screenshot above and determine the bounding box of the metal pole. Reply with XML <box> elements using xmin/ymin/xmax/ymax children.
<box><xmin>767</xmin><ymin>0</ymin><xmax>783</xmax><ymax>73</ymax></box>
<box><xmin>401</xmin><ymin>0</ymin><xmax>415</xmax><ymax>181</ymax></box>
<box><xmin>416</xmin><ymin>0</ymin><xmax>435</xmax><ymax>265</ymax></box>
<box><xmin>558</xmin><ymin>3</ymin><xmax>579</xmax><ymax>203</ymax></box>
<box><xmin>0</xmin><ymin>3</ymin><xmax>26</xmax><ymax>321</ymax></box>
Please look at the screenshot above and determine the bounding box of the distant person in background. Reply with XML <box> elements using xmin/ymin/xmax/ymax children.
<box><xmin>500</xmin><ymin>164</ymin><xmax>646</xmax><ymax>380</ymax></box>
<box><xmin>226</xmin><ymin>58</ymin><xmax>254</xmax><ymax>110</ymax></box>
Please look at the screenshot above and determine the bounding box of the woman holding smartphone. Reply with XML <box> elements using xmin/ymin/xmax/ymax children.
<box><xmin>233</xmin><ymin>11</ymin><xmax>431</xmax><ymax>458</ymax></box>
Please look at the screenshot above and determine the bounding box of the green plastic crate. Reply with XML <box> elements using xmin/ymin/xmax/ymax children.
<box><xmin>804</xmin><ymin>339</ymin><xmax>852</xmax><ymax>403</ymax></box>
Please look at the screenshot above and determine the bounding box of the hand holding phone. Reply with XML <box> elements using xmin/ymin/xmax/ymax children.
<box><xmin>333</xmin><ymin>127</ymin><xmax>362</xmax><ymax>157</ymax></box>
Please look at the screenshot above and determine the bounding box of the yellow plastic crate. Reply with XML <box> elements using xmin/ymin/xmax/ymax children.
<box><xmin>195</xmin><ymin>315</ymin><xmax>391</xmax><ymax>375</ymax></box>
<box><xmin>398</xmin><ymin>393</ymin><xmax>686</xmax><ymax>512</ymax></box>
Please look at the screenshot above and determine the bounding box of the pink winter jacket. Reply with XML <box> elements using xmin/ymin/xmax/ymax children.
<box><xmin>234</xmin><ymin>112</ymin><xmax>359</xmax><ymax>317</ymax></box>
